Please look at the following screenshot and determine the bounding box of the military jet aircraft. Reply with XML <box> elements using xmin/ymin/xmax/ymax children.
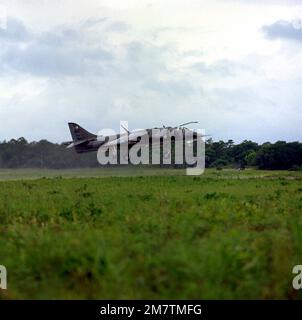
<box><xmin>65</xmin><ymin>121</ymin><xmax>206</xmax><ymax>153</ymax></box>
<box><xmin>64</xmin><ymin>122</ymin><xmax>206</xmax><ymax>155</ymax></box>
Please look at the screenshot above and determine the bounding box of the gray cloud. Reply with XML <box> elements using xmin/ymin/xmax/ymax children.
<box><xmin>262</xmin><ymin>19</ymin><xmax>302</xmax><ymax>41</ymax></box>
<box><xmin>0</xmin><ymin>18</ymin><xmax>114</xmax><ymax>77</ymax></box>
<box><xmin>2</xmin><ymin>44</ymin><xmax>112</xmax><ymax>77</ymax></box>
<box><xmin>0</xmin><ymin>17</ymin><xmax>30</xmax><ymax>42</ymax></box>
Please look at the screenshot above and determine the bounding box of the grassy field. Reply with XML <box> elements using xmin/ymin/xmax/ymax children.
<box><xmin>0</xmin><ymin>168</ymin><xmax>302</xmax><ymax>299</ymax></box>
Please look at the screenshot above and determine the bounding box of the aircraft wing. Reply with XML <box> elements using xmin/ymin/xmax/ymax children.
<box><xmin>103</xmin><ymin>130</ymin><xmax>149</xmax><ymax>148</ymax></box>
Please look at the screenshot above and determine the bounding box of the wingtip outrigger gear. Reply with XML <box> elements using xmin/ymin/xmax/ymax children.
<box><xmin>178</xmin><ymin>121</ymin><xmax>198</xmax><ymax>127</ymax></box>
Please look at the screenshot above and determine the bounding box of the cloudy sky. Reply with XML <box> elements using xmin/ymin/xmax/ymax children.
<box><xmin>0</xmin><ymin>0</ymin><xmax>301</xmax><ymax>143</ymax></box>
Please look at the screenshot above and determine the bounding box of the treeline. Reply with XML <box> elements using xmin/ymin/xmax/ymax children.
<box><xmin>205</xmin><ymin>139</ymin><xmax>302</xmax><ymax>170</ymax></box>
<box><xmin>0</xmin><ymin>137</ymin><xmax>301</xmax><ymax>170</ymax></box>
<box><xmin>0</xmin><ymin>138</ymin><xmax>99</xmax><ymax>169</ymax></box>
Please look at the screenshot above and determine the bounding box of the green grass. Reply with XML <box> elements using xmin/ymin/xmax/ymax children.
<box><xmin>0</xmin><ymin>168</ymin><xmax>302</xmax><ymax>299</ymax></box>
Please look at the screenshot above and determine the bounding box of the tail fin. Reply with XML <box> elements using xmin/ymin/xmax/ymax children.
<box><xmin>68</xmin><ymin>123</ymin><xmax>96</xmax><ymax>142</ymax></box>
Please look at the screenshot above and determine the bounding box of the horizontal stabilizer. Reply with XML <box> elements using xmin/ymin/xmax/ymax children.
<box><xmin>66</xmin><ymin>137</ymin><xmax>96</xmax><ymax>149</ymax></box>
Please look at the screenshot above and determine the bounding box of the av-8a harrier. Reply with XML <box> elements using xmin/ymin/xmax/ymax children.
<box><xmin>65</xmin><ymin>122</ymin><xmax>205</xmax><ymax>154</ymax></box>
